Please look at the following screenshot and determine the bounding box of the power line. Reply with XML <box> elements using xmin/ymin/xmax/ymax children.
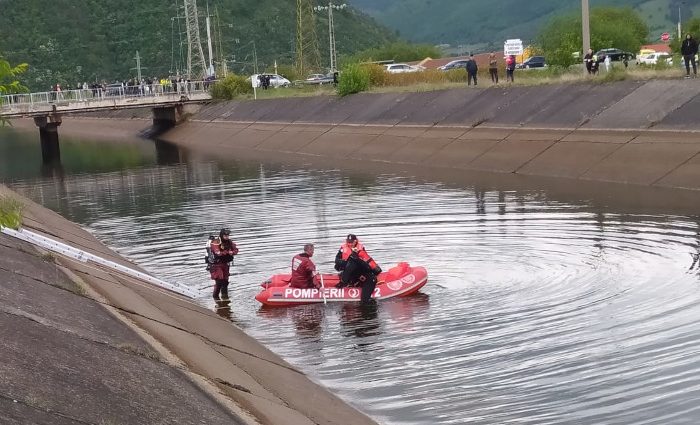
<box><xmin>296</xmin><ymin>0</ymin><xmax>321</xmax><ymax>77</ymax></box>
<box><xmin>183</xmin><ymin>0</ymin><xmax>208</xmax><ymax>79</ymax></box>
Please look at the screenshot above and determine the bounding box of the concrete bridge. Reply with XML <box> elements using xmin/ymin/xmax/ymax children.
<box><xmin>0</xmin><ymin>80</ymin><xmax>212</xmax><ymax>164</ymax></box>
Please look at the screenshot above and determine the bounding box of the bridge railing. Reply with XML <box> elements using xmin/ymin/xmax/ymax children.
<box><xmin>1</xmin><ymin>80</ymin><xmax>214</xmax><ymax>114</ymax></box>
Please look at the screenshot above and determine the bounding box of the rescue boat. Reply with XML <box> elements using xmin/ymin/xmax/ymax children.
<box><xmin>255</xmin><ymin>262</ymin><xmax>428</xmax><ymax>307</ymax></box>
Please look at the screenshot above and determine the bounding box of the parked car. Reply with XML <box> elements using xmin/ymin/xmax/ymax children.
<box><xmin>595</xmin><ymin>48</ymin><xmax>634</xmax><ymax>62</ymax></box>
<box><xmin>517</xmin><ymin>56</ymin><xmax>546</xmax><ymax>69</ymax></box>
<box><xmin>250</xmin><ymin>74</ymin><xmax>291</xmax><ymax>88</ymax></box>
<box><xmin>304</xmin><ymin>73</ymin><xmax>336</xmax><ymax>85</ymax></box>
<box><xmin>636</xmin><ymin>52</ymin><xmax>673</xmax><ymax>66</ymax></box>
<box><xmin>438</xmin><ymin>60</ymin><xmax>469</xmax><ymax>71</ymax></box>
<box><xmin>384</xmin><ymin>63</ymin><xmax>423</xmax><ymax>74</ymax></box>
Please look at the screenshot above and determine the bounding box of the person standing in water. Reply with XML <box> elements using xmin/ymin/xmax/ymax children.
<box><xmin>208</xmin><ymin>228</ymin><xmax>238</xmax><ymax>301</ymax></box>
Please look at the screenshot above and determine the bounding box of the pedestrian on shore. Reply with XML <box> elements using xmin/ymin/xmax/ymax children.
<box><xmin>488</xmin><ymin>52</ymin><xmax>499</xmax><ymax>84</ymax></box>
<box><xmin>591</xmin><ymin>54</ymin><xmax>600</xmax><ymax>75</ymax></box>
<box><xmin>207</xmin><ymin>228</ymin><xmax>239</xmax><ymax>301</ymax></box>
<box><xmin>681</xmin><ymin>33</ymin><xmax>699</xmax><ymax>78</ymax></box>
<box><xmin>604</xmin><ymin>55</ymin><xmax>611</xmax><ymax>72</ymax></box>
<box><xmin>584</xmin><ymin>49</ymin><xmax>594</xmax><ymax>74</ymax></box>
<box><xmin>465</xmin><ymin>54</ymin><xmax>478</xmax><ymax>86</ymax></box>
<box><xmin>506</xmin><ymin>55</ymin><xmax>516</xmax><ymax>83</ymax></box>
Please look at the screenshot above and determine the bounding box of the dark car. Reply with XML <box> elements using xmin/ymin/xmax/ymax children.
<box><xmin>517</xmin><ymin>56</ymin><xmax>546</xmax><ymax>69</ymax></box>
<box><xmin>595</xmin><ymin>48</ymin><xmax>634</xmax><ymax>62</ymax></box>
<box><xmin>304</xmin><ymin>73</ymin><xmax>336</xmax><ymax>85</ymax></box>
<box><xmin>438</xmin><ymin>60</ymin><xmax>470</xmax><ymax>71</ymax></box>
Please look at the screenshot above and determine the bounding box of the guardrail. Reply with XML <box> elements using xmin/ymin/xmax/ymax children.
<box><xmin>1</xmin><ymin>226</ymin><xmax>198</xmax><ymax>298</ymax></box>
<box><xmin>0</xmin><ymin>80</ymin><xmax>214</xmax><ymax>116</ymax></box>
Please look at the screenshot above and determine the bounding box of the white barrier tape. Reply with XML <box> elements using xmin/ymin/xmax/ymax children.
<box><xmin>1</xmin><ymin>226</ymin><xmax>197</xmax><ymax>299</ymax></box>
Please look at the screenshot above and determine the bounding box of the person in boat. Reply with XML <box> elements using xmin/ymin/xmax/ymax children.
<box><xmin>335</xmin><ymin>234</ymin><xmax>382</xmax><ymax>303</ymax></box>
<box><xmin>289</xmin><ymin>243</ymin><xmax>319</xmax><ymax>289</ymax></box>
<box><xmin>208</xmin><ymin>228</ymin><xmax>239</xmax><ymax>301</ymax></box>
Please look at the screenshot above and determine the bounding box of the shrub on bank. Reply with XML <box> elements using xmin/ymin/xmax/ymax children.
<box><xmin>337</xmin><ymin>63</ymin><xmax>370</xmax><ymax>96</ymax></box>
<box><xmin>0</xmin><ymin>196</ymin><xmax>23</xmax><ymax>229</ymax></box>
<box><xmin>338</xmin><ymin>64</ymin><xmax>468</xmax><ymax>95</ymax></box>
<box><xmin>599</xmin><ymin>66</ymin><xmax>628</xmax><ymax>83</ymax></box>
<box><xmin>210</xmin><ymin>74</ymin><xmax>253</xmax><ymax>100</ymax></box>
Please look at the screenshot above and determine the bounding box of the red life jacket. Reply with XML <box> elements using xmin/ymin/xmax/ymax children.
<box><xmin>340</xmin><ymin>241</ymin><xmax>378</xmax><ymax>270</ymax></box>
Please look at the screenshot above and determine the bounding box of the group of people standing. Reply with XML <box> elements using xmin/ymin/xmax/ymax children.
<box><xmin>206</xmin><ymin>231</ymin><xmax>382</xmax><ymax>304</ymax></box>
<box><xmin>464</xmin><ymin>53</ymin><xmax>518</xmax><ymax>86</ymax></box>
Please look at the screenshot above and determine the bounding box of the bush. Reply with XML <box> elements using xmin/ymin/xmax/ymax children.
<box><xmin>365</xmin><ymin>64</ymin><xmax>387</xmax><ymax>86</ymax></box>
<box><xmin>599</xmin><ymin>66</ymin><xmax>628</xmax><ymax>83</ymax></box>
<box><xmin>269</xmin><ymin>64</ymin><xmax>299</xmax><ymax>82</ymax></box>
<box><xmin>0</xmin><ymin>196</ymin><xmax>23</xmax><ymax>230</ymax></box>
<box><xmin>210</xmin><ymin>74</ymin><xmax>253</xmax><ymax>100</ymax></box>
<box><xmin>337</xmin><ymin>63</ymin><xmax>370</xmax><ymax>96</ymax></box>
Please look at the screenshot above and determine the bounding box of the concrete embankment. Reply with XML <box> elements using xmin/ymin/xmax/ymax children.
<box><xmin>58</xmin><ymin>79</ymin><xmax>700</xmax><ymax>191</ymax></box>
<box><xmin>0</xmin><ymin>184</ymin><xmax>378</xmax><ymax>425</ymax></box>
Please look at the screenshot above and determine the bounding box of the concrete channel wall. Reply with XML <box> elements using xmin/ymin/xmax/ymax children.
<box><xmin>130</xmin><ymin>79</ymin><xmax>700</xmax><ymax>191</ymax></box>
<box><xmin>0</xmin><ymin>184</ymin><xmax>378</xmax><ymax>425</ymax></box>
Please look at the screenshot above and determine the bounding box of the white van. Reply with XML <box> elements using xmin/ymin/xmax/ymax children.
<box><xmin>250</xmin><ymin>74</ymin><xmax>291</xmax><ymax>88</ymax></box>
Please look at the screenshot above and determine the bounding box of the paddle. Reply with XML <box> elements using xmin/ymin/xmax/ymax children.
<box><xmin>319</xmin><ymin>272</ymin><xmax>328</xmax><ymax>305</ymax></box>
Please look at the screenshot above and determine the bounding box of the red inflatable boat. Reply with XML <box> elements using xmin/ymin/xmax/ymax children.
<box><xmin>255</xmin><ymin>262</ymin><xmax>428</xmax><ymax>307</ymax></box>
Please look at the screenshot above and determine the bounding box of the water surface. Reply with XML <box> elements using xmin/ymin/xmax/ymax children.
<box><xmin>3</xmin><ymin>128</ymin><xmax>700</xmax><ymax>424</ymax></box>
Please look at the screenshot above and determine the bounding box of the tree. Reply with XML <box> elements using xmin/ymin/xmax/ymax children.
<box><xmin>537</xmin><ymin>7</ymin><xmax>649</xmax><ymax>68</ymax></box>
<box><xmin>0</xmin><ymin>56</ymin><xmax>29</xmax><ymax>126</ymax></box>
<box><xmin>670</xmin><ymin>18</ymin><xmax>700</xmax><ymax>53</ymax></box>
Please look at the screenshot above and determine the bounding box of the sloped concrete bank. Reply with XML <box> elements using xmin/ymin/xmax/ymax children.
<box><xmin>10</xmin><ymin>79</ymin><xmax>698</xmax><ymax>191</ymax></box>
<box><xmin>144</xmin><ymin>79</ymin><xmax>700</xmax><ymax>191</ymax></box>
<box><xmin>0</xmin><ymin>184</ymin><xmax>378</xmax><ymax>425</ymax></box>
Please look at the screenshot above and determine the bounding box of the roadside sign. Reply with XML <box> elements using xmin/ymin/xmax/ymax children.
<box><xmin>504</xmin><ymin>39</ymin><xmax>524</xmax><ymax>56</ymax></box>
<box><xmin>661</xmin><ymin>32</ymin><xmax>670</xmax><ymax>42</ymax></box>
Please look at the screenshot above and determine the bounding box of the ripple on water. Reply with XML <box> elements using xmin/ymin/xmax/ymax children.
<box><xmin>8</xmin><ymin>159</ymin><xmax>700</xmax><ymax>425</ymax></box>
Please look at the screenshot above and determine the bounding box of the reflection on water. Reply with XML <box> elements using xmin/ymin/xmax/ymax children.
<box><xmin>3</xmin><ymin>129</ymin><xmax>700</xmax><ymax>424</ymax></box>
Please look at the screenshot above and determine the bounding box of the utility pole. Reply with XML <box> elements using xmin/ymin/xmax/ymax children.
<box><xmin>582</xmin><ymin>0</ymin><xmax>590</xmax><ymax>72</ymax></box>
<box><xmin>215</xmin><ymin>6</ymin><xmax>228</xmax><ymax>77</ymax></box>
<box><xmin>314</xmin><ymin>2</ymin><xmax>347</xmax><ymax>73</ymax></box>
<box><xmin>132</xmin><ymin>51</ymin><xmax>145</xmax><ymax>82</ymax></box>
<box><xmin>678</xmin><ymin>2</ymin><xmax>685</xmax><ymax>40</ymax></box>
<box><xmin>183</xmin><ymin>0</ymin><xmax>208</xmax><ymax>79</ymax></box>
<box><xmin>296</xmin><ymin>0</ymin><xmax>321</xmax><ymax>77</ymax></box>
<box><xmin>205</xmin><ymin>1</ymin><xmax>215</xmax><ymax>77</ymax></box>
<box><xmin>206</xmin><ymin>15</ymin><xmax>214</xmax><ymax>76</ymax></box>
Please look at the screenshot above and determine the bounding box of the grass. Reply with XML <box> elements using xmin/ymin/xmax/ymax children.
<box><xmin>40</xmin><ymin>252</ymin><xmax>56</xmax><ymax>263</ymax></box>
<box><xmin>116</xmin><ymin>343</ymin><xmax>161</xmax><ymax>362</ymax></box>
<box><xmin>364</xmin><ymin>64</ymin><xmax>685</xmax><ymax>93</ymax></box>
<box><xmin>215</xmin><ymin>62</ymin><xmax>687</xmax><ymax>101</ymax></box>
<box><xmin>0</xmin><ymin>196</ymin><xmax>23</xmax><ymax>229</ymax></box>
<box><xmin>244</xmin><ymin>83</ymin><xmax>336</xmax><ymax>100</ymax></box>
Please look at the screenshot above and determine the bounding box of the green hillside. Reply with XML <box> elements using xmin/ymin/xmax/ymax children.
<box><xmin>0</xmin><ymin>0</ymin><xmax>395</xmax><ymax>90</ymax></box>
<box><xmin>348</xmin><ymin>0</ymin><xmax>700</xmax><ymax>47</ymax></box>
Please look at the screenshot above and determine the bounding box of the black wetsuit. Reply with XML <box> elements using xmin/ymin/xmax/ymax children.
<box><xmin>339</xmin><ymin>251</ymin><xmax>378</xmax><ymax>304</ymax></box>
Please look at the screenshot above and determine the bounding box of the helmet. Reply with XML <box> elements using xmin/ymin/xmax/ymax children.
<box><xmin>346</xmin><ymin>233</ymin><xmax>357</xmax><ymax>243</ymax></box>
<box><xmin>220</xmin><ymin>228</ymin><xmax>231</xmax><ymax>238</ymax></box>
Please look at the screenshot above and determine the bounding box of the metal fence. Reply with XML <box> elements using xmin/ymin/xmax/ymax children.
<box><xmin>1</xmin><ymin>80</ymin><xmax>214</xmax><ymax>114</ymax></box>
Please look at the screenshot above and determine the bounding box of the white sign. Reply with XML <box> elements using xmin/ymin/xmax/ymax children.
<box><xmin>504</xmin><ymin>39</ymin><xmax>524</xmax><ymax>56</ymax></box>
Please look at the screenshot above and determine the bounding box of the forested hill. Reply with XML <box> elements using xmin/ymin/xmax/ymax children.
<box><xmin>0</xmin><ymin>0</ymin><xmax>395</xmax><ymax>90</ymax></box>
<box><xmin>348</xmin><ymin>0</ymin><xmax>700</xmax><ymax>46</ymax></box>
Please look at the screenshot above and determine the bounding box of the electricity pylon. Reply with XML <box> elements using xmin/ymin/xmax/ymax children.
<box><xmin>183</xmin><ymin>0</ymin><xmax>208</xmax><ymax>79</ymax></box>
<box><xmin>296</xmin><ymin>0</ymin><xmax>321</xmax><ymax>78</ymax></box>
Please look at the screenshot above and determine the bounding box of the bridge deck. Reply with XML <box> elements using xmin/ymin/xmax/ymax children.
<box><xmin>1</xmin><ymin>81</ymin><xmax>212</xmax><ymax>119</ymax></box>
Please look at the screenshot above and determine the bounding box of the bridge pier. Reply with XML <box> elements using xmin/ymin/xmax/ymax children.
<box><xmin>34</xmin><ymin>115</ymin><xmax>63</xmax><ymax>164</ymax></box>
<box><xmin>152</xmin><ymin>105</ymin><xmax>184</xmax><ymax>132</ymax></box>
